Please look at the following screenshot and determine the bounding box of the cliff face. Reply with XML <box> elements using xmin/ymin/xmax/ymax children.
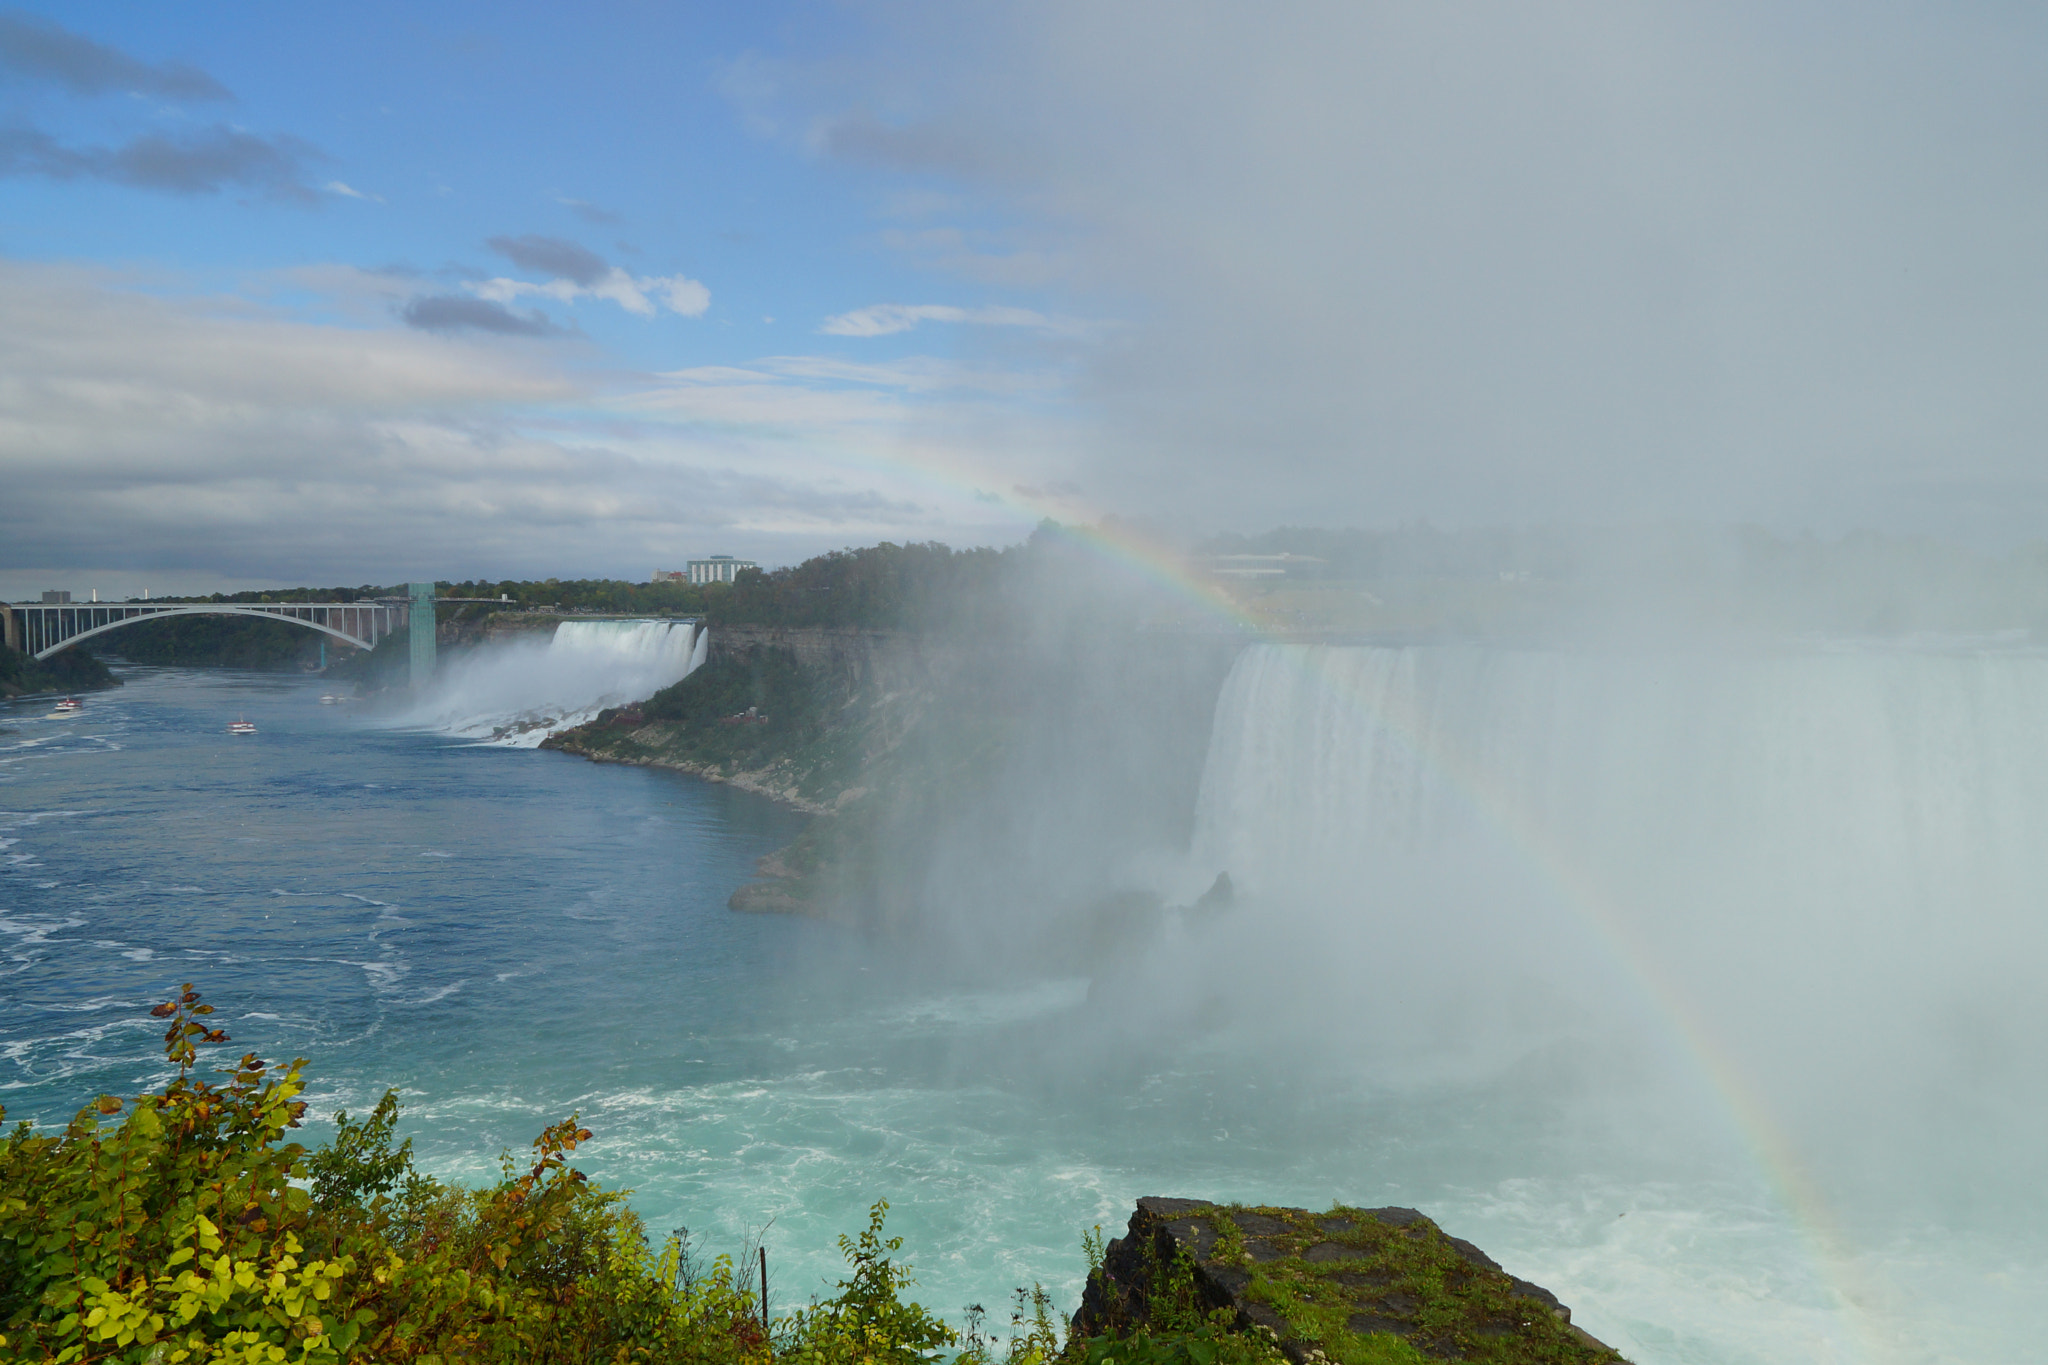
<box><xmin>544</xmin><ymin>625</ymin><xmax>969</xmax><ymax>816</ymax></box>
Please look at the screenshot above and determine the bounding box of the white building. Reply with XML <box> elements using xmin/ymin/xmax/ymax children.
<box><xmin>686</xmin><ymin>555</ymin><xmax>757</xmax><ymax>585</ymax></box>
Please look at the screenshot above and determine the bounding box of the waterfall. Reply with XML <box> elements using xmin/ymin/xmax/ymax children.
<box><xmin>1186</xmin><ymin>642</ymin><xmax>2048</xmax><ymax>1213</ymax></box>
<box><xmin>398</xmin><ymin>619</ymin><xmax>704</xmax><ymax>746</ymax></box>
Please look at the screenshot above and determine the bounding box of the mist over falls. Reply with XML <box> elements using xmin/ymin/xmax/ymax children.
<box><xmin>1162</xmin><ymin>642</ymin><xmax>2048</xmax><ymax>1225</ymax></box>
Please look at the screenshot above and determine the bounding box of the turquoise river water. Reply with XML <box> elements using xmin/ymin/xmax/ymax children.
<box><xmin>3</xmin><ymin>664</ymin><xmax>2041</xmax><ymax>1364</ymax></box>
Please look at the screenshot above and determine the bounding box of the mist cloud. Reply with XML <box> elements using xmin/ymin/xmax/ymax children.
<box><xmin>0</xmin><ymin>10</ymin><xmax>229</xmax><ymax>100</ymax></box>
<box><xmin>763</xmin><ymin>1</ymin><xmax>2048</xmax><ymax>544</ymax></box>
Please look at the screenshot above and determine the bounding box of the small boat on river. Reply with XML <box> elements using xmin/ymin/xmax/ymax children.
<box><xmin>53</xmin><ymin>698</ymin><xmax>81</xmax><ymax>712</ymax></box>
<box><xmin>227</xmin><ymin>718</ymin><xmax>258</xmax><ymax>736</ymax></box>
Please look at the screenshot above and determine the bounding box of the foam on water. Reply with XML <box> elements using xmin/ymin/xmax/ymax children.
<box><xmin>397</xmin><ymin>619</ymin><xmax>702</xmax><ymax>746</ymax></box>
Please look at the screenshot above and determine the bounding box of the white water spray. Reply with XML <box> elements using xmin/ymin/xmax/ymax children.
<box><xmin>1193</xmin><ymin>640</ymin><xmax>2048</xmax><ymax>1191</ymax></box>
<box><xmin>1179</xmin><ymin>641</ymin><xmax>2048</xmax><ymax>1356</ymax></box>
<box><xmin>397</xmin><ymin>619</ymin><xmax>703</xmax><ymax>746</ymax></box>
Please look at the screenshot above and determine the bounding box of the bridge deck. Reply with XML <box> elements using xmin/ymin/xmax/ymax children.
<box><xmin>1</xmin><ymin>600</ymin><xmax>409</xmax><ymax>661</ymax></box>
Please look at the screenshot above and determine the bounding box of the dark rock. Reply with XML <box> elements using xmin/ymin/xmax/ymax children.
<box><xmin>1071</xmin><ymin>1198</ymin><xmax>1627</xmax><ymax>1364</ymax></box>
<box><xmin>1443</xmin><ymin>1236</ymin><xmax>1503</xmax><ymax>1273</ymax></box>
<box><xmin>1303</xmin><ymin>1242</ymin><xmax>1367</xmax><ymax>1263</ymax></box>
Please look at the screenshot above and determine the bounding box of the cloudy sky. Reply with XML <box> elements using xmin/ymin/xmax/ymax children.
<box><xmin>5</xmin><ymin>2</ymin><xmax>2048</xmax><ymax>595</ymax></box>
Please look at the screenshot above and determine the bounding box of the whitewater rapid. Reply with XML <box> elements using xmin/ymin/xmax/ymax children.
<box><xmin>396</xmin><ymin>618</ymin><xmax>703</xmax><ymax>746</ymax></box>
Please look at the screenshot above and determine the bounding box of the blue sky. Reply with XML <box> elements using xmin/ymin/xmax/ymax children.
<box><xmin>8</xmin><ymin>2</ymin><xmax>2048</xmax><ymax>594</ymax></box>
<box><xmin>0</xmin><ymin>4</ymin><xmax>1021</xmax><ymax>359</ymax></box>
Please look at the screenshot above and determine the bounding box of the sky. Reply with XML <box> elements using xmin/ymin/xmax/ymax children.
<box><xmin>6</xmin><ymin>2</ymin><xmax>2048</xmax><ymax>595</ymax></box>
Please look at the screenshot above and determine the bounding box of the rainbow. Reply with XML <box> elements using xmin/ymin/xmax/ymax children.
<box><xmin>1005</xmin><ymin>505</ymin><xmax>1886</xmax><ymax>1359</ymax></box>
<box><xmin>635</xmin><ymin>363</ymin><xmax>1893</xmax><ymax>1355</ymax></box>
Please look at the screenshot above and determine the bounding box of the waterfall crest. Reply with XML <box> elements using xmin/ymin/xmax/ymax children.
<box><xmin>399</xmin><ymin>619</ymin><xmax>703</xmax><ymax>746</ymax></box>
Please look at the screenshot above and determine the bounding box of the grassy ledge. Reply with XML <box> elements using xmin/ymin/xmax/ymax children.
<box><xmin>1076</xmin><ymin>1199</ymin><xmax>1626</xmax><ymax>1365</ymax></box>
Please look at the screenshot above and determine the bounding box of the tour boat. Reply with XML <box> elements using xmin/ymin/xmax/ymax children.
<box><xmin>227</xmin><ymin>719</ymin><xmax>258</xmax><ymax>735</ymax></box>
<box><xmin>319</xmin><ymin>694</ymin><xmax>339</xmax><ymax>705</ymax></box>
<box><xmin>53</xmin><ymin>698</ymin><xmax>81</xmax><ymax>712</ymax></box>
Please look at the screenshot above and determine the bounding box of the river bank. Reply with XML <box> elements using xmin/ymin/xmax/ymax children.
<box><xmin>0</xmin><ymin>639</ymin><xmax>119</xmax><ymax>700</ymax></box>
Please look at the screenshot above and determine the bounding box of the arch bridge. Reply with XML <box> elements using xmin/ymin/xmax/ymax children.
<box><xmin>2</xmin><ymin>599</ymin><xmax>408</xmax><ymax>660</ymax></box>
<box><xmin>1</xmin><ymin>585</ymin><xmax>487</xmax><ymax>686</ymax></box>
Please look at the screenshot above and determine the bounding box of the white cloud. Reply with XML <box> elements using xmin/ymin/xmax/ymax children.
<box><xmin>323</xmin><ymin>180</ymin><xmax>382</xmax><ymax>202</ymax></box>
<box><xmin>654</xmin><ymin>275</ymin><xmax>710</xmax><ymax>317</ymax></box>
<box><xmin>473</xmin><ymin>266</ymin><xmax>710</xmax><ymax>319</ymax></box>
<box><xmin>818</xmin><ymin>302</ymin><xmax>1069</xmax><ymax>337</ymax></box>
<box><xmin>759</xmin><ymin>354</ymin><xmax>1062</xmax><ymax>396</ymax></box>
<box><xmin>0</xmin><ymin>261</ymin><xmax>1062</xmax><ymax>584</ymax></box>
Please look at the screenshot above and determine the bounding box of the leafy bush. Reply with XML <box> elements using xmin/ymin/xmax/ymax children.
<box><xmin>0</xmin><ymin>987</ymin><xmax>1335</xmax><ymax>1365</ymax></box>
<box><xmin>0</xmin><ymin>989</ymin><xmax>920</xmax><ymax>1365</ymax></box>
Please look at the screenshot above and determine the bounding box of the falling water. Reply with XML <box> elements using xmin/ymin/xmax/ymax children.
<box><xmin>396</xmin><ymin>619</ymin><xmax>703</xmax><ymax>745</ymax></box>
<box><xmin>1181</xmin><ymin>641</ymin><xmax>2048</xmax><ymax>1352</ymax></box>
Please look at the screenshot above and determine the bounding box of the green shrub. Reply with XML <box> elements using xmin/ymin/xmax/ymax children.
<box><xmin>0</xmin><ymin>988</ymin><xmax>784</xmax><ymax>1364</ymax></box>
<box><xmin>0</xmin><ymin>988</ymin><xmax>1350</xmax><ymax>1365</ymax></box>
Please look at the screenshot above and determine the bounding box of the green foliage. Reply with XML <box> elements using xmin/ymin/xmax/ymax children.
<box><xmin>448</xmin><ymin>541</ymin><xmax>1024</xmax><ymax>632</ymax></box>
<box><xmin>957</xmin><ymin>1287</ymin><xmax>1063</xmax><ymax>1365</ymax></box>
<box><xmin>303</xmin><ymin>1092</ymin><xmax>417</xmax><ymax>1212</ymax></box>
<box><xmin>0</xmin><ymin>988</ymin><xmax>844</xmax><ymax>1364</ymax></box>
<box><xmin>781</xmin><ymin>1202</ymin><xmax>957</xmax><ymax>1365</ymax></box>
<box><xmin>0</xmin><ymin>640</ymin><xmax>118</xmax><ymax>699</ymax></box>
<box><xmin>94</xmin><ymin>616</ymin><xmax>323</xmax><ymax>671</ymax></box>
<box><xmin>1100</xmin><ymin>1205</ymin><xmax>1620</xmax><ymax>1365</ymax></box>
<box><xmin>0</xmin><ymin>989</ymin><xmax>1096</xmax><ymax>1365</ymax></box>
<box><xmin>1069</xmin><ymin>1325</ymin><xmax>1290</xmax><ymax>1365</ymax></box>
<box><xmin>706</xmin><ymin>544</ymin><xmax>1015</xmax><ymax>632</ymax></box>
<box><xmin>1068</xmin><ymin>1224</ymin><xmax>1288</xmax><ymax>1365</ymax></box>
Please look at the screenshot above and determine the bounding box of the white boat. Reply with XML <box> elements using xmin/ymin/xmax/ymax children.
<box><xmin>53</xmin><ymin>698</ymin><xmax>81</xmax><ymax>712</ymax></box>
<box><xmin>227</xmin><ymin>719</ymin><xmax>257</xmax><ymax>735</ymax></box>
<box><xmin>319</xmin><ymin>694</ymin><xmax>339</xmax><ymax>705</ymax></box>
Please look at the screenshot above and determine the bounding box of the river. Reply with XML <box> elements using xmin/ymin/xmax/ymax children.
<box><xmin>3</xmin><ymin>662</ymin><xmax>2040</xmax><ymax>1363</ymax></box>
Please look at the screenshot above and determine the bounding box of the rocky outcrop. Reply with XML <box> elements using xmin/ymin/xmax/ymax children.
<box><xmin>544</xmin><ymin>626</ymin><xmax>952</xmax><ymax>813</ymax></box>
<box><xmin>548</xmin><ymin>623</ymin><xmax>1243</xmax><ymax>937</ymax></box>
<box><xmin>1073</xmin><ymin>1198</ymin><xmax>1625</xmax><ymax>1363</ymax></box>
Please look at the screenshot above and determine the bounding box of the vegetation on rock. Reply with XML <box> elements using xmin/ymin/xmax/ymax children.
<box><xmin>1074</xmin><ymin>1200</ymin><xmax>1624</xmax><ymax>1365</ymax></box>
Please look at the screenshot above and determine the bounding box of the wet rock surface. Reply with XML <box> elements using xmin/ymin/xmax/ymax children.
<box><xmin>1073</xmin><ymin>1197</ymin><xmax>1626</xmax><ymax>1363</ymax></box>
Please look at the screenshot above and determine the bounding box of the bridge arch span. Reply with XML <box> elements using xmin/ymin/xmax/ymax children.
<box><xmin>43</xmin><ymin>607</ymin><xmax>370</xmax><ymax>660</ymax></box>
<box><xmin>6</xmin><ymin>601</ymin><xmax>405</xmax><ymax>661</ymax></box>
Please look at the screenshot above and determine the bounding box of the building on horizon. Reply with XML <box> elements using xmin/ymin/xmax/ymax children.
<box><xmin>650</xmin><ymin>569</ymin><xmax>685</xmax><ymax>583</ymax></box>
<box><xmin>685</xmin><ymin>556</ymin><xmax>757</xmax><ymax>585</ymax></box>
